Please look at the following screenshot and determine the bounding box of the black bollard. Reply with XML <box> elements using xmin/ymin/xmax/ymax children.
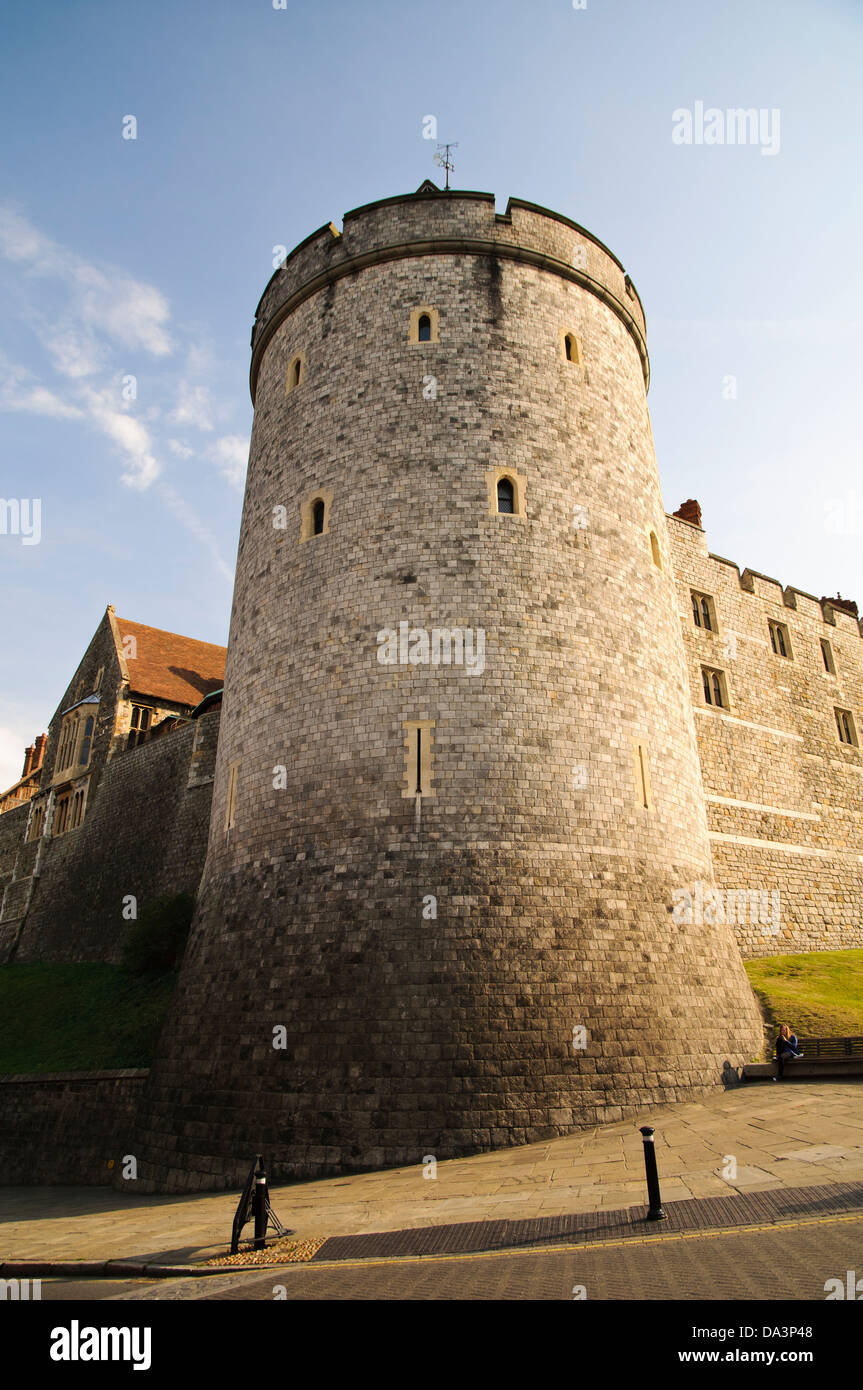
<box><xmin>253</xmin><ymin>1155</ymin><xmax>268</xmax><ymax>1251</ymax></box>
<box><xmin>639</xmin><ymin>1126</ymin><xmax>667</xmax><ymax>1221</ymax></box>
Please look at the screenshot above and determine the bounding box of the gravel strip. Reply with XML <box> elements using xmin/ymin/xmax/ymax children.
<box><xmin>204</xmin><ymin>1237</ymin><xmax>326</xmax><ymax>1266</ymax></box>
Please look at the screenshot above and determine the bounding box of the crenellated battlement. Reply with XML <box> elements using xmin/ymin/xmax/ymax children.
<box><xmin>667</xmin><ymin>513</ymin><xmax>863</xmax><ymax>638</ymax></box>
<box><xmin>250</xmin><ymin>184</ymin><xmax>648</xmax><ymax>399</ymax></box>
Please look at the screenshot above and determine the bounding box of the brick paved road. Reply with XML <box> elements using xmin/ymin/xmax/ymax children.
<box><xmin>88</xmin><ymin>1211</ymin><xmax>863</xmax><ymax>1301</ymax></box>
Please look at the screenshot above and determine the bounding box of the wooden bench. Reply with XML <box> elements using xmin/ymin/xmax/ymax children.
<box><xmin>742</xmin><ymin>1036</ymin><xmax>863</xmax><ymax>1081</ymax></box>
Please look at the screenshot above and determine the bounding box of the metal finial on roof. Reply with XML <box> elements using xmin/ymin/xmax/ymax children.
<box><xmin>433</xmin><ymin>142</ymin><xmax>458</xmax><ymax>191</ymax></box>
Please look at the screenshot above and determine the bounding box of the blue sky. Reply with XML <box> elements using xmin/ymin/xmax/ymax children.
<box><xmin>1</xmin><ymin>0</ymin><xmax>861</xmax><ymax>790</ymax></box>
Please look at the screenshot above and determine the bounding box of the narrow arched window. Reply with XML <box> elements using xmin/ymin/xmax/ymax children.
<box><xmin>561</xmin><ymin>331</ymin><xmax>582</xmax><ymax>365</ymax></box>
<box><xmin>79</xmin><ymin>716</ymin><xmax>94</xmax><ymax>767</ymax></box>
<box><xmin>836</xmin><ymin>708</ymin><xmax>856</xmax><ymax>745</ymax></box>
<box><xmin>286</xmin><ymin>353</ymin><xmax>305</xmax><ymax>394</ymax></box>
<box><xmin>418</xmin><ymin>314</ymin><xmax>431</xmax><ymax>342</ymax></box>
<box><xmin>702</xmin><ymin>665</ymin><xmax>728</xmax><ymax>708</ymax></box>
<box><xmin>301</xmin><ymin>488</ymin><xmax>332</xmax><ymax>541</ymax></box>
<box><xmin>497</xmin><ymin>477</ymin><xmax>515</xmax><ymax>514</ymax></box>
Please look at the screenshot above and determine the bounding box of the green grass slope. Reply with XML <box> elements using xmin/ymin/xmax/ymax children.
<box><xmin>744</xmin><ymin>949</ymin><xmax>863</xmax><ymax>1038</ymax></box>
<box><xmin>0</xmin><ymin>963</ymin><xmax>176</xmax><ymax>1075</ymax></box>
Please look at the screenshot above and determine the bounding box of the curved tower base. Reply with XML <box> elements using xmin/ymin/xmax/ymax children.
<box><xmin>130</xmin><ymin>187</ymin><xmax>763</xmax><ymax>1192</ymax></box>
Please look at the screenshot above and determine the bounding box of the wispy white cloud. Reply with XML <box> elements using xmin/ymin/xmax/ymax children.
<box><xmin>0</xmin><ymin>375</ymin><xmax>84</xmax><ymax>419</ymax></box>
<box><xmin>0</xmin><ymin>208</ymin><xmax>56</xmax><ymax>266</ymax></box>
<box><xmin>38</xmin><ymin>325</ymin><xmax>106</xmax><ymax>380</ymax></box>
<box><xmin>157</xmin><ymin>481</ymin><xmax>234</xmax><ymax>584</ymax></box>
<box><xmin>168</xmin><ymin>438</ymin><xmax>195</xmax><ymax>459</ymax></box>
<box><xmin>81</xmin><ymin>384</ymin><xmax>160</xmax><ymax>490</ymax></box>
<box><xmin>0</xmin><ymin>206</ymin><xmax>172</xmax><ymax>357</ymax></box>
<box><xmin>170</xmin><ymin>380</ymin><xmax>216</xmax><ymax>432</ymax></box>
<box><xmin>0</xmin><ymin>205</ymin><xmax>243</xmax><ymax>582</ymax></box>
<box><xmin>210</xmin><ymin>434</ymin><xmax>249</xmax><ymax>491</ymax></box>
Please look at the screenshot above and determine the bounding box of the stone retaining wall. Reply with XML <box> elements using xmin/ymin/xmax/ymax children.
<box><xmin>0</xmin><ymin>1070</ymin><xmax>148</xmax><ymax>1186</ymax></box>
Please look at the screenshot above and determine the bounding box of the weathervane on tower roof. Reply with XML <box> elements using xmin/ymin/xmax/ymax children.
<box><xmin>434</xmin><ymin>141</ymin><xmax>458</xmax><ymax>190</ymax></box>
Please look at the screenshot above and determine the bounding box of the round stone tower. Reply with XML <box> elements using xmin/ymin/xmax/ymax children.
<box><xmin>133</xmin><ymin>186</ymin><xmax>763</xmax><ymax>1192</ymax></box>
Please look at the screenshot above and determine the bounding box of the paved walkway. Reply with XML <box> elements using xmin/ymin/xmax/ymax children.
<box><xmin>2</xmin><ymin>1080</ymin><xmax>861</xmax><ymax>1265</ymax></box>
<box><xmin>104</xmin><ymin>1212</ymin><xmax>863</xmax><ymax>1303</ymax></box>
<box><xmin>309</xmin><ymin>1180</ymin><xmax>863</xmax><ymax>1260</ymax></box>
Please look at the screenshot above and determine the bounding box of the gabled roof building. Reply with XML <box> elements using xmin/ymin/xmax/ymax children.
<box><xmin>0</xmin><ymin>606</ymin><xmax>225</xmax><ymax>962</ymax></box>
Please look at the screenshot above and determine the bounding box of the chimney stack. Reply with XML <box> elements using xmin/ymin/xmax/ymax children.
<box><xmin>672</xmin><ymin>498</ymin><xmax>703</xmax><ymax>528</ymax></box>
<box><xmin>821</xmin><ymin>594</ymin><xmax>859</xmax><ymax>620</ymax></box>
<box><xmin>20</xmin><ymin>734</ymin><xmax>47</xmax><ymax>781</ymax></box>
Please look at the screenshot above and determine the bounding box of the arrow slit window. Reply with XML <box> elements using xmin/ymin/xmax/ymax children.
<box><xmin>402</xmin><ymin>721</ymin><xmax>435</xmax><ymax>797</ymax></box>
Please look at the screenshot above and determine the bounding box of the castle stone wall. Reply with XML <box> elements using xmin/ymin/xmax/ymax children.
<box><xmin>0</xmin><ymin>1070</ymin><xmax>147</xmax><ymax>1186</ymax></box>
<box><xmin>0</xmin><ymin>803</ymin><xmax>33</xmax><ymax>960</ymax></box>
<box><xmin>5</xmin><ymin>710</ymin><xmax>220</xmax><ymax>963</ymax></box>
<box><xmin>667</xmin><ymin>515</ymin><xmax>863</xmax><ymax>957</ymax></box>
<box><xmin>131</xmin><ymin>191</ymin><xmax>762</xmax><ymax>1193</ymax></box>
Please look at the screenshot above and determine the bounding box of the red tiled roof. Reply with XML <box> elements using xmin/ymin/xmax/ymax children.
<box><xmin>114</xmin><ymin>617</ymin><xmax>226</xmax><ymax>708</ymax></box>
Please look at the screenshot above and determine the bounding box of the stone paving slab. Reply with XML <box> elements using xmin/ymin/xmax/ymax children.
<box><xmin>1</xmin><ymin>1080</ymin><xmax>860</xmax><ymax>1265</ymax></box>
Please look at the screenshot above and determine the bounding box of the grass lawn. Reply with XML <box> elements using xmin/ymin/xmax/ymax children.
<box><xmin>3</xmin><ymin>952</ymin><xmax>861</xmax><ymax>1075</ymax></box>
<box><xmin>744</xmin><ymin>949</ymin><xmax>863</xmax><ymax>1038</ymax></box>
<box><xmin>0</xmin><ymin>963</ymin><xmax>176</xmax><ymax>1075</ymax></box>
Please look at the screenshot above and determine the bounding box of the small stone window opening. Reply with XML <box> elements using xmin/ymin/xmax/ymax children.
<box><xmin>836</xmin><ymin>708</ymin><xmax>858</xmax><ymax>747</ymax></box>
<box><xmin>55</xmin><ymin>711</ymin><xmax>94</xmax><ymax>775</ymax></box>
<box><xmin>27</xmin><ymin>803</ymin><xmax>45</xmax><ymax>843</ymax></box>
<box><xmin>702</xmin><ymin>666</ymin><xmax>727</xmax><ymax>709</ymax></box>
<box><xmin>56</xmin><ymin>720</ymin><xmax>74</xmax><ymax>773</ymax></box>
<box><xmin>409</xmin><ymin>307</ymin><xmax>440</xmax><ymax>344</ymax></box>
<box><xmin>54</xmin><ymin>792</ymin><xmax>71</xmax><ymax>836</ymax></box>
<box><xmin>560</xmin><ymin>330</ymin><xmax>583</xmax><ymax>365</ymax></box>
<box><xmin>486</xmin><ymin>466</ymin><xmax>526</xmax><ymax>519</ymax></box>
<box><xmin>633</xmin><ymin>741</ymin><xmax>652</xmax><ymax>810</ymax></box>
<box><xmin>650</xmin><ymin>531</ymin><xmax>662</xmax><ymax>569</ymax></box>
<box><xmin>497</xmin><ymin>477</ymin><xmax>515</xmax><ymax>514</ymax></box>
<box><xmin>286</xmin><ymin>353</ymin><xmax>305</xmax><ymax>394</ymax></box>
<box><xmin>402</xmin><ymin>721</ymin><xmax>435</xmax><ymax>797</ymax></box>
<box><xmin>414</xmin><ymin>728</ymin><xmax>423</xmax><ymax>793</ymax></box>
<box><xmin>69</xmin><ymin>787</ymin><xmax>86</xmax><ymax>830</ymax></box>
<box><xmin>79</xmin><ymin>716</ymin><xmax>94</xmax><ymax>768</ymax></box>
<box><xmin>225</xmin><ymin>760</ymin><xmax>240</xmax><ymax>831</ymax></box>
<box><xmin>691</xmin><ymin>591</ymin><xmax>716</xmax><ymax>632</ymax></box>
<box><xmin>821</xmin><ymin>638</ymin><xmax>836</xmax><ymax>675</ymax></box>
<box><xmin>769</xmin><ymin>620</ymin><xmax>792</xmax><ymax>659</ymax></box>
<box><xmin>128</xmin><ymin>704</ymin><xmax>153</xmax><ymax>749</ymax></box>
<box><xmin>300</xmin><ymin>488</ymin><xmax>333</xmax><ymax>542</ymax></box>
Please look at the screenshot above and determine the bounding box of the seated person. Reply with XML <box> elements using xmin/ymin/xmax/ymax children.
<box><xmin>774</xmin><ymin>1023</ymin><xmax>803</xmax><ymax>1079</ymax></box>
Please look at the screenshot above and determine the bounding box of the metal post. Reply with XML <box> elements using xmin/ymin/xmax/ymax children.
<box><xmin>639</xmin><ymin>1126</ymin><xmax>666</xmax><ymax>1220</ymax></box>
<box><xmin>253</xmin><ymin>1155</ymin><xmax>268</xmax><ymax>1251</ymax></box>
